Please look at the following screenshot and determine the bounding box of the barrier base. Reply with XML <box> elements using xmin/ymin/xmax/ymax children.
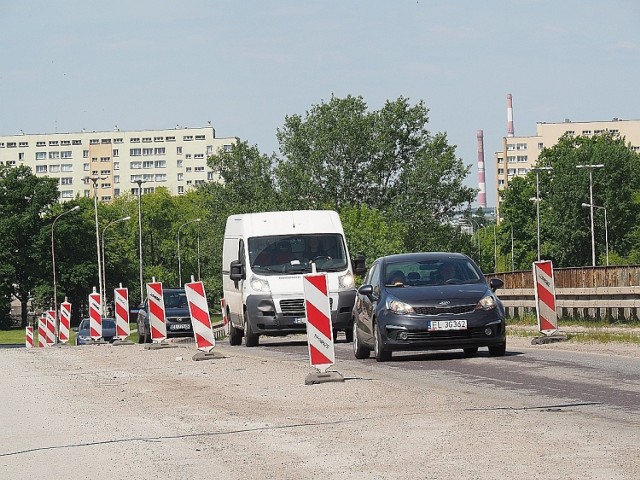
<box><xmin>112</xmin><ymin>339</ymin><xmax>135</xmax><ymax>346</ymax></box>
<box><xmin>144</xmin><ymin>341</ymin><xmax>177</xmax><ymax>350</ymax></box>
<box><xmin>192</xmin><ymin>350</ymin><xmax>225</xmax><ymax>361</ymax></box>
<box><xmin>531</xmin><ymin>334</ymin><xmax>568</xmax><ymax>345</ymax></box>
<box><xmin>305</xmin><ymin>370</ymin><xmax>345</xmax><ymax>385</ymax></box>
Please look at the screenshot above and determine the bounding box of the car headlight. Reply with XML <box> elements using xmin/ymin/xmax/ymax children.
<box><xmin>476</xmin><ymin>294</ymin><xmax>497</xmax><ymax>311</ymax></box>
<box><xmin>386</xmin><ymin>297</ymin><xmax>414</xmax><ymax>315</ymax></box>
<box><xmin>249</xmin><ymin>275</ymin><xmax>270</xmax><ymax>293</ymax></box>
<box><xmin>338</xmin><ymin>272</ymin><xmax>355</xmax><ymax>289</ymax></box>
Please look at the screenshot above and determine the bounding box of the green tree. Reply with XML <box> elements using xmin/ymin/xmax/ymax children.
<box><xmin>0</xmin><ymin>165</ymin><xmax>59</xmax><ymax>326</ymax></box>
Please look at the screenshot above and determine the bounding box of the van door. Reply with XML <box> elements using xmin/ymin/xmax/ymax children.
<box><xmin>223</xmin><ymin>237</ymin><xmax>245</xmax><ymax>327</ymax></box>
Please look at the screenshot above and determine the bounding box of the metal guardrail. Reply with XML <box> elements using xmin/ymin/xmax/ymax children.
<box><xmin>487</xmin><ymin>265</ymin><xmax>640</xmax><ymax>321</ymax></box>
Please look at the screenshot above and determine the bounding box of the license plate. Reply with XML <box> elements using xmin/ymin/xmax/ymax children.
<box><xmin>428</xmin><ymin>320</ymin><xmax>467</xmax><ymax>331</ymax></box>
<box><xmin>293</xmin><ymin>317</ymin><xmax>307</xmax><ymax>325</ymax></box>
<box><xmin>169</xmin><ymin>323</ymin><xmax>191</xmax><ymax>331</ymax></box>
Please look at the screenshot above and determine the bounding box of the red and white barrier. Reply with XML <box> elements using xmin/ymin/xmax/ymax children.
<box><xmin>38</xmin><ymin>316</ymin><xmax>46</xmax><ymax>348</ymax></box>
<box><xmin>220</xmin><ymin>298</ymin><xmax>228</xmax><ymax>325</ymax></box>
<box><xmin>25</xmin><ymin>326</ymin><xmax>34</xmax><ymax>348</ymax></box>
<box><xmin>185</xmin><ymin>280</ymin><xmax>215</xmax><ymax>353</ymax></box>
<box><xmin>533</xmin><ymin>260</ymin><xmax>558</xmax><ymax>335</ymax></box>
<box><xmin>146</xmin><ymin>281</ymin><xmax>167</xmax><ymax>343</ymax></box>
<box><xmin>114</xmin><ymin>287</ymin><xmax>130</xmax><ymax>339</ymax></box>
<box><xmin>303</xmin><ymin>273</ymin><xmax>335</xmax><ymax>373</ymax></box>
<box><xmin>59</xmin><ymin>301</ymin><xmax>71</xmax><ymax>344</ymax></box>
<box><xmin>45</xmin><ymin>310</ymin><xmax>56</xmax><ymax>346</ymax></box>
<box><xmin>89</xmin><ymin>291</ymin><xmax>102</xmax><ymax>340</ymax></box>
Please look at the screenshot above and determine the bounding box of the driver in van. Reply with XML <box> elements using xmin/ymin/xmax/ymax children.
<box><xmin>305</xmin><ymin>237</ymin><xmax>328</xmax><ymax>263</ymax></box>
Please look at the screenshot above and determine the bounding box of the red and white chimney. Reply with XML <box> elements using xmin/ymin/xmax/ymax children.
<box><xmin>477</xmin><ymin>129</ymin><xmax>486</xmax><ymax>209</ymax></box>
<box><xmin>507</xmin><ymin>94</ymin><xmax>514</xmax><ymax>137</ymax></box>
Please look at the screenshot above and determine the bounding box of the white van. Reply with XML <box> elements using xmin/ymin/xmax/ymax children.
<box><xmin>222</xmin><ymin>210</ymin><xmax>366</xmax><ymax>347</ymax></box>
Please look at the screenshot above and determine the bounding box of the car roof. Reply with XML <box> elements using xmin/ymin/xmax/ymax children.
<box><xmin>374</xmin><ymin>252</ymin><xmax>471</xmax><ymax>265</ymax></box>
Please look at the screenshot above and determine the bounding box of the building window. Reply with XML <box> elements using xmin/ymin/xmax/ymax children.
<box><xmin>154</xmin><ymin>160</ymin><xmax>166</xmax><ymax>168</ymax></box>
<box><xmin>566</xmin><ymin>130</ymin><xmax>575</xmax><ymax>135</ymax></box>
<box><xmin>90</xmin><ymin>139</ymin><xmax>99</xmax><ymax>145</ymax></box>
<box><xmin>183</xmin><ymin>135</ymin><xmax>193</xmax><ymax>141</ymax></box>
<box><xmin>36</xmin><ymin>141</ymin><xmax>46</xmax><ymax>147</ymax></box>
<box><xmin>113</xmin><ymin>138</ymin><xmax>123</xmax><ymax>144</ymax></box>
<box><xmin>177</xmin><ymin>160</ymin><xmax>183</xmax><ymax>168</ymax></box>
<box><xmin>194</xmin><ymin>166</ymin><xmax>205</xmax><ymax>172</ymax></box>
<box><xmin>177</xmin><ymin>173</ymin><xmax>184</xmax><ymax>181</ymax></box>
<box><xmin>61</xmin><ymin>190</ymin><xmax>74</xmax><ymax>199</ymax></box>
<box><xmin>101</xmin><ymin>183</ymin><xmax>111</xmax><ymax>189</ymax></box>
<box><xmin>100</xmin><ymin>170</ymin><xmax>110</xmax><ymax>175</ymax></box>
<box><xmin>101</xmin><ymin>139</ymin><xmax>111</xmax><ymax>144</ymax></box>
<box><xmin>497</xmin><ymin>168</ymin><xmax>504</xmax><ymax>175</ymax></box>
<box><xmin>186</xmin><ymin>167</ymin><xmax>192</xmax><ymax>172</ymax></box>
<box><xmin>195</xmin><ymin>135</ymin><xmax>205</xmax><ymax>140</ymax></box>
<box><xmin>538</xmin><ymin>143</ymin><xmax>544</xmax><ymax>149</ymax></box>
<box><xmin>223</xmin><ymin>144</ymin><xmax>232</xmax><ymax>152</ymax></box>
<box><xmin>154</xmin><ymin>137</ymin><xmax>164</xmax><ymax>142</ymax></box>
<box><xmin>101</xmin><ymin>196</ymin><xmax>112</xmax><ymax>201</ymax></box>
<box><xmin>92</xmin><ymin>157</ymin><xmax>98</xmax><ymax>163</ymax></box>
<box><xmin>143</xmin><ymin>161</ymin><xmax>154</xmax><ymax>169</ymax></box>
<box><xmin>83</xmin><ymin>163</ymin><xmax>90</xmax><ymax>171</ymax></box>
<box><xmin>517</xmin><ymin>168</ymin><xmax>528</xmax><ymax>175</ymax></box>
<box><xmin>130</xmin><ymin>138</ymin><xmax>140</xmax><ymax>143</ymax></box>
<box><xmin>178</xmin><ymin>186</ymin><xmax>184</xmax><ymax>194</ymax></box>
<box><xmin>582</xmin><ymin>130</ymin><xmax>592</xmax><ymax>135</ymax></box>
<box><xmin>177</xmin><ymin>147</ymin><xmax>183</xmax><ymax>154</ymax></box>
<box><xmin>130</xmin><ymin>148</ymin><xmax>141</xmax><ymax>156</ymax></box>
<box><xmin>49</xmin><ymin>151</ymin><xmax>60</xmax><ymax>159</ymax></box>
<box><xmin>36</xmin><ymin>152</ymin><xmax>46</xmax><ymax>160</ymax></box>
<box><xmin>506</xmin><ymin>144</ymin><xmax>515</xmax><ymax>151</ymax></box>
<box><xmin>61</xmin><ymin>164</ymin><xmax>72</xmax><ymax>172</ymax></box>
<box><xmin>185</xmin><ymin>154</ymin><xmax>192</xmax><ymax>159</ymax></box>
<box><xmin>142</xmin><ymin>148</ymin><xmax>153</xmax><ymax>156</ymax></box>
<box><xmin>60</xmin><ymin>177</ymin><xmax>73</xmax><ymax>185</ymax></box>
<box><xmin>83</xmin><ymin>150</ymin><xmax>89</xmax><ymax>158</ymax></box>
<box><xmin>48</xmin><ymin>140</ymin><xmax>59</xmax><ymax>146</ymax></box>
<box><xmin>114</xmin><ymin>188</ymin><xmax>120</xmax><ymax>196</ymax></box>
<box><xmin>113</xmin><ymin>149</ymin><xmax>119</xmax><ymax>157</ymax></box>
<box><xmin>130</xmin><ymin>161</ymin><xmax>142</xmax><ymax>169</ymax></box>
<box><xmin>19</xmin><ymin>141</ymin><xmax>28</xmax><ymax>147</ymax></box>
<box><xmin>49</xmin><ymin>165</ymin><xmax>60</xmax><ymax>173</ymax></box>
<box><xmin>36</xmin><ymin>165</ymin><xmax>47</xmax><ymax>173</ymax></box>
<box><xmin>194</xmin><ymin>153</ymin><xmax>204</xmax><ymax>159</ymax></box>
<box><xmin>114</xmin><ymin>162</ymin><xmax>119</xmax><ymax>170</ymax></box>
<box><xmin>498</xmin><ymin>179</ymin><xmax>505</xmax><ymax>186</ymax></box>
<box><xmin>114</xmin><ymin>175</ymin><xmax>120</xmax><ymax>183</ymax></box>
<box><xmin>207</xmin><ymin>172</ymin><xmax>215</xmax><ymax>180</ymax></box>
<box><xmin>154</xmin><ymin>147</ymin><xmax>165</xmax><ymax>155</ymax></box>
<box><xmin>207</xmin><ymin>145</ymin><xmax>213</xmax><ymax>154</ymax></box>
<box><xmin>72</xmin><ymin>139</ymin><xmax>82</xmax><ymax>145</ymax></box>
<box><xmin>517</xmin><ymin>155</ymin><xmax>528</xmax><ymax>162</ymax></box>
<box><xmin>507</xmin><ymin>168</ymin><xmax>516</xmax><ymax>175</ymax></box>
<box><xmin>507</xmin><ymin>156</ymin><xmax>516</xmax><ymax>163</ymax></box>
<box><xmin>166</xmin><ymin>136</ymin><xmax>176</xmax><ymax>142</ymax></box>
<box><xmin>142</xmin><ymin>137</ymin><xmax>152</xmax><ymax>143</ymax></box>
<box><xmin>155</xmin><ymin>174</ymin><xmax>166</xmax><ymax>182</ymax></box>
<box><xmin>7</xmin><ymin>142</ymin><xmax>16</xmax><ymax>148</ymax></box>
<box><xmin>516</xmin><ymin>143</ymin><xmax>527</xmax><ymax>150</ymax></box>
<box><xmin>61</xmin><ymin>151</ymin><xmax>72</xmax><ymax>158</ymax></box>
<box><xmin>6</xmin><ymin>160</ymin><xmax>16</xmax><ymax>166</ymax></box>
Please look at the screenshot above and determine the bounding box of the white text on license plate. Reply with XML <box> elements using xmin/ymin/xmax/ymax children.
<box><xmin>428</xmin><ymin>320</ymin><xmax>467</xmax><ymax>331</ymax></box>
<box><xmin>294</xmin><ymin>317</ymin><xmax>307</xmax><ymax>325</ymax></box>
<box><xmin>170</xmin><ymin>324</ymin><xmax>190</xmax><ymax>330</ymax></box>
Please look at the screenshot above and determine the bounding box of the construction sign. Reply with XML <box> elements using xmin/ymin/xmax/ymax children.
<box><xmin>533</xmin><ymin>260</ymin><xmax>558</xmax><ymax>336</ymax></box>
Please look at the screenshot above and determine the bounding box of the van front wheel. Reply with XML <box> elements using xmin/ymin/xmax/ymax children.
<box><xmin>244</xmin><ymin>318</ymin><xmax>259</xmax><ymax>347</ymax></box>
<box><xmin>229</xmin><ymin>324</ymin><xmax>242</xmax><ymax>346</ymax></box>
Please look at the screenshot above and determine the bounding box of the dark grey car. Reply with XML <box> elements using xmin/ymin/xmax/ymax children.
<box><xmin>136</xmin><ymin>288</ymin><xmax>193</xmax><ymax>343</ymax></box>
<box><xmin>75</xmin><ymin>318</ymin><xmax>117</xmax><ymax>345</ymax></box>
<box><xmin>352</xmin><ymin>252</ymin><xmax>506</xmax><ymax>362</ymax></box>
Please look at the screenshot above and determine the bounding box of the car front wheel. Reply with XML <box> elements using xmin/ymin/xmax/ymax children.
<box><xmin>373</xmin><ymin>322</ymin><xmax>391</xmax><ymax>362</ymax></box>
<box><xmin>488</xmin><ymin>341</ymin><xmax>506</xmax><ymax>357</ymax></box>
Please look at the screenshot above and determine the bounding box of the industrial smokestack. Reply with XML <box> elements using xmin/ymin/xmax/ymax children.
<box><xmin>507</xmin><ymin>94</ymin><xmax>514</xmax><ymax>137</ymax></box>
<box><xmin>477</xmin><ymin>129</ymin><xmax>486</xmax><ymax>209</ymax></box>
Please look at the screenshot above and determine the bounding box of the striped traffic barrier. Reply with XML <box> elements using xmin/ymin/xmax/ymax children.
<box><xmin>45</xmin><ymin>310</ymin><xmax>56</xmax><ymax>346</ymax></box>
<box><xmin>144</xmin><ymin>280</ymin><xmax>173</xmax><ymax>350</ymax></box>
<box><xmin>531</xmin><ymin>260</ymin><xmax>567</xmax><ymax>344</ymax></box>
<box><xmin>25</xmin><ymin>326</ymin><xmax>34</xmax><ymax>348</ymax></box>
<box><xmin>114</xmin><ymin>286</ymin><xmax>132</xmax><ymax>342</ymax></box>
<box><xmin>220</xmin><ymin>298</ymin><xmax>229</xmax><ymax>335</ymax></box>
<box><xmin>38</xmin><ymin>315</ymin><xmax>46</xmax><ymax>348</ymax></box>
<box><xmin>185</xmin><ymin>279</ymin><xmax>222</xmax><ymax>361</ymax></box>
<box><xmin>302</xmin><ymin>273</ymin><xmax>344</xmax><ymax>385</ymax></box>
<box><xmin>89</xmin><ymin>290</ymin><xmax>102</xmax><ymax>341</ymax></box>
<box><xmin>59</xmin><ymin>300</ymin><xmax>71</xmax><ymax>344</ymax></box>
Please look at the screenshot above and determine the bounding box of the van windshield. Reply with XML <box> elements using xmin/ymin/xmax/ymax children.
<box><xmin>248</xmin><ymin>234</ymin><xmax>348</xmax><ymax>274</ymax></box>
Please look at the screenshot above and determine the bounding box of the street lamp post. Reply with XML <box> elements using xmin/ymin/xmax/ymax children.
<box><xmin>51</xmin><ymin>205</ymin><xmax>80</xmax><ymax>338</ymax></box>
<box><xmin>196</xmin><ymin>228</ymin><xmax>201</xmax><ymax>280</ymax></box>
<box><xmin>101</xmin><ymin>216</ymin><xmax>131</xmax><ymax>312</ymax></box>
<box><xmin>530</xmin><ymin>166</ymin><xmax>553</xmax><ymax>262</ymax></box>
<box><xmin>577</xmin><ymin>164</ymin><xmax>605</xmax><ymax>266</ymax></box>
<box><xmin>178</xmin><ymin>218</ymin><xmax>201</xmax><ymax>286</ymax></box>
<box><xmin>132</xmin><ymin>179</ymin><xmax>148</xmax><ymax>305</ymax></box>
<box><xmin>85</xmin><ymin>175</ymin><xmax>108</xmax><ymax>313</ymax></box>
<box><xmin>582</xmin><ymin>203</ymin><xmax>609</xmax><ymax>266</ymax></box>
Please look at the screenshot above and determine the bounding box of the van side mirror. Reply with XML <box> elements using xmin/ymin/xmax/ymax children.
<box><xmin>229</xmin><ymin>259</ymin><xmax>245</xmax><ymax>282</ymax></box>
<box><xmin>352</xmin><ymin>254</ymin><xmax>366</xmax><ymax>276</ymax></box>
<box><xmin>489</xmin><ymin>278</ymin><xmax>504</xmax><ymax>292</ymax></box>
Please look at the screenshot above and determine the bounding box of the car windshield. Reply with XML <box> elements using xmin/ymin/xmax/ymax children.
<box><xmin>164</xmin><ymin>292</ymin><xmax>188</xmax><ymax>308</ymax></box>
<box><xmin>248</xmin><ymin>234</ymin><xmax>348</xmax><ymax>275</ymax></box>
<box><xmin>384</xmin><ymin>258</ymin><xmax>484</xmax><ymax>287</ymax></box>
<box><xmin>79</xmin><ymin>319</ymin><xmax>116</xmax><ymax>330</ymax></box>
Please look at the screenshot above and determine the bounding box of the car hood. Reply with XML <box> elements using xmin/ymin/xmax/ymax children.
<box><xmin>386</xmin><ymin>284</ymin><xmax>492</xmax><ymax>306</ymax></box>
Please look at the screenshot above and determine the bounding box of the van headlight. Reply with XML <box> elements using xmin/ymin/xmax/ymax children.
<box><xmin>338</xmin><ymin>272</ymin><xmax>355</xmax><ymax>289</ymax></box>
<box><xmin>249</xmin><ymin>275</ymin><xmax>270</xmax><ymax>293</ymax></box>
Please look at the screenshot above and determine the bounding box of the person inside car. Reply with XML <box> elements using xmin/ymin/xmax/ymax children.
<box><xmin>386</xmin><ymin>270</ymin><xmax>406</xmax><ymax>286</ymax></box>
<box><xmin>437</xmin><ymin>262</ymin><xmax>457</xmax><ymax>282</ymax></box>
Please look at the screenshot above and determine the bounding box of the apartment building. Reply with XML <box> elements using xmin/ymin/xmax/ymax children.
<box><xmin>494</xmin><ymin>118</ymin><xmax>640</xmax><ymax>214</ymax></box>
<box><xmin>0</xmin><ymin>125</ymin><xmax>236</xmax><ymax>201</ymax></box>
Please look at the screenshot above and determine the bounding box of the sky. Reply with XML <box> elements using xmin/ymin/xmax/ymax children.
<box><xmin>2</xmin><ymin>0</ymin><xmax>640</xmax><ymax>207</ymax></box>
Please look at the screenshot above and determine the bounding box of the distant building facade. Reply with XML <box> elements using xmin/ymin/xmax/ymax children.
<box><xmin>494</xmin><ymin>118</ymin><xmax>640</xmax><ymax>216</ymax></box>
<box><xmin>0</xmin><ymin>125</ymin><xmax>236</xmax><ymax>201</ymax></box>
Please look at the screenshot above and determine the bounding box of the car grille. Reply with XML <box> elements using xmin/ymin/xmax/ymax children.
<box><xmin>413</xmin><ymin>304</ymin><xmax>476</xmax><ymax>315</ymax></box>
<box><xmin>280</xmin><ymin>298</ymin><xmax>333</xmax><ymax>316</ymax></box>
<box><xmin>403</xmin><ymin>324</ymin><xmax>502</xmax><ymax>341</ymax></box>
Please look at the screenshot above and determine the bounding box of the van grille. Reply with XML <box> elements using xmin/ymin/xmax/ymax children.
<box><xmin>280</xmin><ymin>298</ymin><xmax>333</xmax><ymax>316</ymax></box>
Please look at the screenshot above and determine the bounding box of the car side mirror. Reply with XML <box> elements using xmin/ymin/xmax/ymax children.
<box><xmin>489</xmin><ymin>278</ymin><xmax>504</xmax><ymax>292</ymax></box>
<box><xmin>352</xmin><ymin>254</ymin><xmax>366</xmax><ymax>276</ymax></box>
<box><xmin>229</xmin><ymin>259</ymin><xmax>245</xmax><ymax>282</ymax></box>
<box><xmin>358</xmin><ymin>284</ymin><xmax>374</xmax><ymax>299</ymax></box>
